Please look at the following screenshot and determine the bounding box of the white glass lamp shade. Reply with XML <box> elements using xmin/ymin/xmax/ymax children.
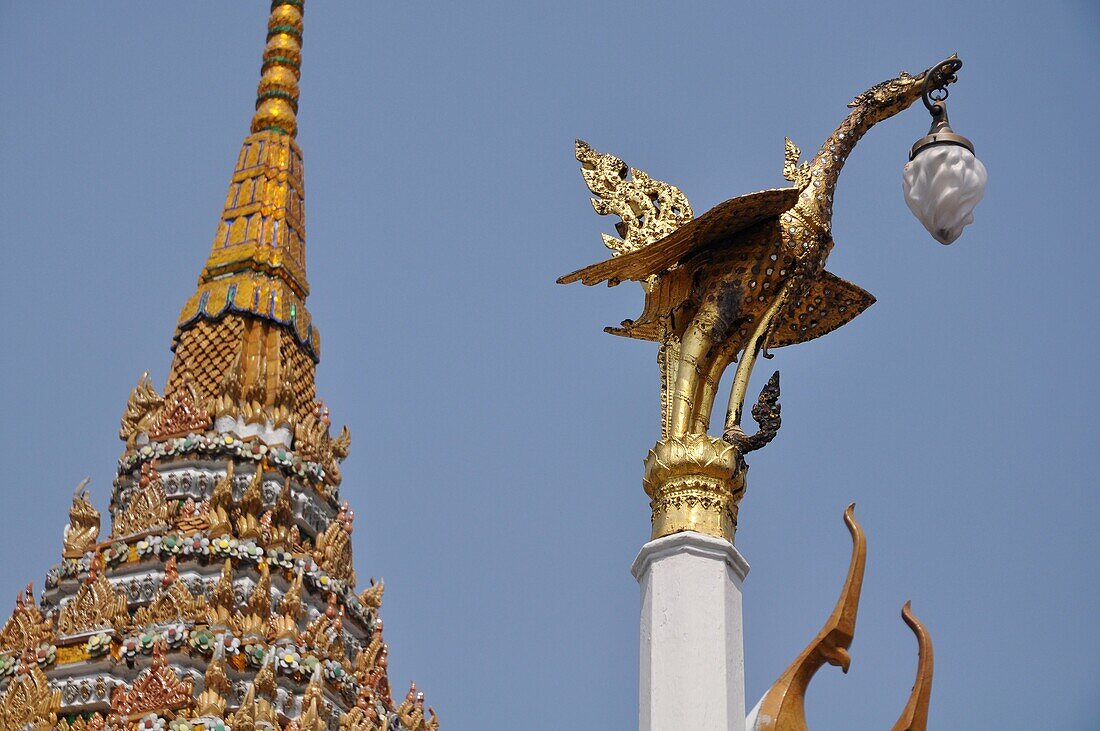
<box><xmin>902</xmin><ymin>144</ymin><xmax>987</xmax><ymax>245</ymax></box>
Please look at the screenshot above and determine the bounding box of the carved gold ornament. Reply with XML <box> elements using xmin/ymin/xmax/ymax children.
<box><xmin>112</xmin><ymin>463</ymin><xmax>169</xmax><ymax>539</ymax></box>
<box><xmin>297</xmin><ymin>663</ymin><xmax>329</xmax><ymax>731</ymax></box>
<box><xmin>300</xmin><ymin>593</ymin><xmax>348</xmax><ymax>663</ymax></box>
<box><xmin>359</xmin><ymin>578</ymin><xmax>385</xmax><ymax>610</ymax></box>
<box><xmin>230</xmin><ymin>681</ymin><xmax>262</xmax><ymax>731</ymax></box>
<box><xmin>253</xmin><ymin>647</ymin><xmax>279</xmax><ymax>700</ymax></box>
<box><xmin>119</xmin><ymin>372</ymin><xmax>164</xmax><ymax>446</ymax></box>
<box><xmin>236</xmin><ymin>464</ymin><xmax>266</xmax><ymax>539</ymax></box>
<box><xmin>207</xmin><ymin>464</ymin><xmax>236</xmax><ymax>537</ymax></box>
<box><xmin>354</xmin><ymin>620</ymin><xmax>393</xmax><ymax>706</ymax></box>
<box><xmin>194</xmin><ymin>640</ymin><xmax>232</xmax><ymax>716</ymax></box>
<box><xmin>395</xmin><ymin>682</ymin><xmax>440</xmax><ymax>731</ymax></box>
<box><xmin>575</xmin><ymin>139</ymin><xmax>693</xmax><ymax>256</ymax></box>
<box><xmin>147</xmin><ymin>370</ymin><xmax>212</xmax><ymax>440</ymax></box>
<box><xmin>782</xmin><ymin>138</ymin><xmax>812</xmax><ymax>190</ymax></box>
<box><xmin>642</xmin><ymin>434</ymin><xmax>745</xmax><ymax>541</ymax></box>
<box><xmin>280</xmin><ymin>567</ymin><xmax>305</xmax><ymax>619</ymax></box>
<box><xmin>340</xmin><ymin>690</ymin><xmax>386</xmax><ymax>731</ymax></box>
<box><xmin>173</xmin><ymin>495</ymin><xmax>210</xmax><ymax>534</ymax></box>
<box><xmin>254</xmin><ymin>476</ymin><xmax>298</xmax><ymax>549</ymax></box>
<box><xmin>0</xmin><ymin>658</ymin><xmax>61</xmax><ymax>729</ymax></box>
<box><xmin>57</xmin><ymin>556</ymin><xmax>127</xmax><ymax>636</ymax></box>
<box><xmin>295</xmin><ymin>404</ymin><xmax>351</xmax><ymax>486</ymax></box>
<box><xmin>315</xmin><ymin>502</ymin><xmax>356</xmax><ymax>585</ymax></box>
<box><xmin>63</xmin><ymin>477</ymin><xmax>101</xmax><ymax>559</ymax></box>
<box><xmin>206</xmin><ymin>559</ymin><xmax>238</xmax><ymax>630</ymax></box>
<box><xmin>0</xmin><ymin>584</ymin><xmax>55</xmax><ymax>654</ymax></box>
<box><xmin>131</xmin><ymin>556</ymin><xmax>206</xmax><ymax>627</ymax></box>
<box><xmin>110</xmin><ymin>640</ymin><xmax>194</xmax><ymax>718</ymax></box>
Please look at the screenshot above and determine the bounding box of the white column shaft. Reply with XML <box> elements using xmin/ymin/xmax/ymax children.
<box><xmin>632</xmin><ymin>532</ymin><xmax>749</xmax><ymax>731</ymax></box>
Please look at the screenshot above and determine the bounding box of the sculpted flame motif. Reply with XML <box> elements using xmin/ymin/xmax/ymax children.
<box><xmin>131</xmin><ymin>556</ymin><xmax>206</xmax><ymax>626</ymax></box>
<box><xmin>561</xmin><ymin>57</ymin><xmax>964</xmax><ymax>541</ymax></box>
<box><xmin>112</xmin><ymin>463</ymin><xmax>169</xmax><ymax>538</ymax></box>
<box><xmin>396</xmin><ymin>682</ymin><xmax>440</xmax><ymax>731</ymax></box>
<box><xmin>316</xmin><ymin>502</ymin><xmax>356</xmax><ymax>585</ymax></box>
<box><xmin>194</xmin><ymin>640</ymin><xmax>232</xmax><ymax>716</ymax></box>
<box><xmin>206</xmin><ymin>559</ymin><xmax>238</xmax><ymax>629</ymax></box>
<box><xmin>576</xmin><ymin>139</ymin><xmax>693</xmax><ymax>256</ymax></box>
<box><xmin>301</xmin><ymin>593</ymin><xmax>349</xmax><ymax>663</ymax></box>
<box><xmin>147</xmin><ymin>370</ymin><xmax>212</xmax><ymax>439</ymax></box>
<box><xmin>236</xmin><ymin>464</ymin><xmax>267</xmax><ymax>539</ymax></box>
<box><xmin>359</xmin><ymin>578</ymin><xmax>385</xmax><ymax>610</ymax></box>
<box><xmin>207</xmin><ymin>461</ymin><xmax>236</xmax><ymax>536</ymax></box>
<box><xmin>110</xmin><ymin>640</ymin><xmax>194</xmax><ymax>718</ymax></box>
<box><xmin>354</xmin><ymin>619</ymin><xmax>393</xmax><ymax>705</ymax></box>
<box><xmin>782</xmin><ymin>138</ymin><xmax>812</xmax><ymax>190</ymax></box>
<box><xmin>57</xmin><ymin>554</ymin><xmax>128</xmax><ymax>636</ymax></box>
<box><xmin>341</xmin><ymin>687</ymin><xmax>385</xmax><ymax>731</ymax></box>
<box><xmin>0</xmin><ymin>584</ymin><xmax>54</xmax><ymax>654</ymax></box>
<box><xmin>0</xmin><ymin>658</ymin><xmax>61</xmax><ymax>729</ymax></box>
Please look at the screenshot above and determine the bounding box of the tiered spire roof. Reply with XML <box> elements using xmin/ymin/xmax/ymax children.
<box><xmin>0</xmin><ymin>3</ymin><xmax>437</xmax><ymax>729</ymax></box>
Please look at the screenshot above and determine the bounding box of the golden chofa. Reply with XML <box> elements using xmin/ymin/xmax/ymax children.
<box><xmin>560</xmin><ymin>56</ymin><xmax>965</xmax><ymax>543</ymax></box>
<box><xmin>750</xmin><ymin>506</ymin><xmax>936</xmax><ymax>731</ymax></box>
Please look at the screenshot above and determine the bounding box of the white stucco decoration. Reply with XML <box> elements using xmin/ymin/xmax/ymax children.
<box><xmin>902</xmin><ymin>144</ymin><xmax>987</xmax><ymax>245</ymax></box>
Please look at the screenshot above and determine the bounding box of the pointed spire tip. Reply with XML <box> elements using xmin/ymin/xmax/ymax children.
<box><xmin>251</xmin><ymin>1</ymin><xmax>305</xmax><ymax>138</ymax></box>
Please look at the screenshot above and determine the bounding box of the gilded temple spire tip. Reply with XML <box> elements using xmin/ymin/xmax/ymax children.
<box><xmin>169</xmin><ymin>0</ymin><xmax>318</xmax><ymax>420</ymax></box>
<box><xmin>251</xmin><ymin>1</ymin><xmax>304</xmax><ymax>139</ymax></box>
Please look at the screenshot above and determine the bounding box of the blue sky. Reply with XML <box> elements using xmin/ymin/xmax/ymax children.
<box><xmin>1</xmin><ymin>2</ymin><xmax>1097</xmax><ymax>727</ymax></box>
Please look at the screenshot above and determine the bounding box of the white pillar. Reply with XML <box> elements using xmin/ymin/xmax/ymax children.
<box><xmin>632</xmin><ymin>531</ymin><xmax>750</xmax><ymax>731</ymax></box>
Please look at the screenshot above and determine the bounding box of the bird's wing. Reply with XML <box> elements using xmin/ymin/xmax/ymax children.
<box><xmin>604</xmin><ymin>268</ymin><xmax>694</xmax><ymax>342</ymax></box>
<box><xmin>558</xmin><ymin>187</ymin><xmax>800</xmax><ymax>286</ymax></box>
<box><xmin>769</xmin><ymin>270</ymin><xmax>876</xmax><ymax>348</ymax></box>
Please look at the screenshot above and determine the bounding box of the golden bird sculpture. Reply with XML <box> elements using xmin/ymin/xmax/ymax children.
<box><xmin>561</xmin><ymin>56</ymin><xmax>964</xmax><ymax>449</ymax></box>
<box><xmin>562</xmin><ymin>58</ymin><xmax>950</xmax><ymax>727</ymax></box>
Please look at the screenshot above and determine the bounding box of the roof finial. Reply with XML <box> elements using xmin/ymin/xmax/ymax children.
<box><xmin>251</xmin><ymin>1</ymin><xmax>304</xmax><ymax>138</ymax></box>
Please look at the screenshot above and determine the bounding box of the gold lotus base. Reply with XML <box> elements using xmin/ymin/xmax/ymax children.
<box><xmin>643</xmin><ymin>435</ymin><xmax>746</xmax><ymax>543</ymax></box>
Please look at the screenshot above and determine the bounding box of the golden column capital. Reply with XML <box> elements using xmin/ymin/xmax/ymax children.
<box><xmin>643</xmin><ymin>435</ymin><xmax>746</xmax><ymax>543</ymax></box>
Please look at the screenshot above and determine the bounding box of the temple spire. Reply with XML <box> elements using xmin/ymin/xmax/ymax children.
<box><xmin>165</xmin><ymin>0</ymin><xmax>317</xmax><ymax>424</ymax></box>
<box><xmin>252</xmin><ymin>1</ymin><xmax>304</xmax><ymax>139</ymax></box>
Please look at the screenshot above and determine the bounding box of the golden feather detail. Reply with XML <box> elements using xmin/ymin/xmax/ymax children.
<box><xmin>576</xmin><ymin>140</ymin><xmax>693</xmax><ymax>256</ymax></box>
<box><xmin>783</xmin><ymin>138</ymin><xmax>811</xmax><ymax>189</ymax></box>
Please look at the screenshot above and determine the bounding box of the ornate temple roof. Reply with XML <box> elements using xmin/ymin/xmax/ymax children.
<box><xmin>0</xmin><ymin>3</ymin><xmax>438</xmax><ymax>729</ymax></box>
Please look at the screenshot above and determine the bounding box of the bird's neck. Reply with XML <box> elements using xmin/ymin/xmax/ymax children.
<box><xmin>795</xmin><ymin>107</ymin><xmax>877</xmax><ymax>229</ymax></box>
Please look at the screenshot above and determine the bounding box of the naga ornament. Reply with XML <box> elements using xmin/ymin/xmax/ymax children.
<box><xmin>63</xmin><ymin>477</ymin><xmax>100</xmax><ymax>558</ymax></box>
